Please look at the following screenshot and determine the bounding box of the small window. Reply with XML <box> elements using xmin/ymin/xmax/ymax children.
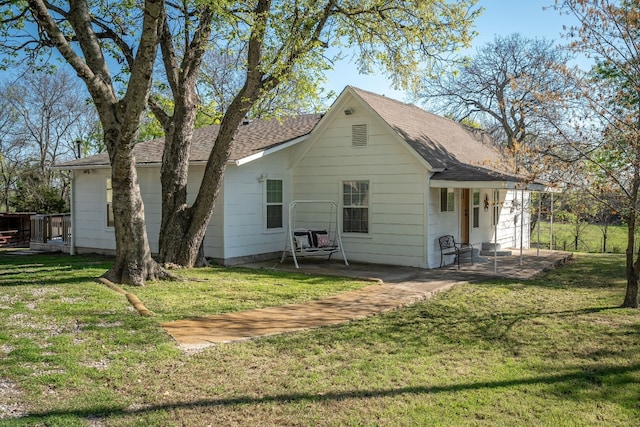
<box><xmin>106</xmin><ymin>178</ymin><xmax>114</xmax><ymax>227</ymax></box>
<box><xmin>352</xmin><ymin>124</ymin><xmax>368</xmax><ymax>147</ymax></box>
<box><xmin>472</xmin><ymin>190</ymin><xmax>480</xmax><ymax>228</ymax></box>
<box><xmin>343</xmin><ymin>180</ymin><xmax>369</xmax><ymax>233</ymax></box>
<box><xmin>266</xmin><ymin>179</ymin><xmax>283</xmax><ymax>229</ymax></box>
<box><xmin>440</xmin><ymin>188</ymin><xmax>455</xmax><ymax>212</ymax></box>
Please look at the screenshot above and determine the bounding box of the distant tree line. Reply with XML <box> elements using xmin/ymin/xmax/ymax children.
<box><xmin>0</xmin><ymin>69</ymin><xmax>102</xmax><ymax>214</ymax></box>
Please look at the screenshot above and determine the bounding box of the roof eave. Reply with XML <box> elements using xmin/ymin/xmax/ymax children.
<box><xmin>235</xmin><ymin>134</ymin><xmax>311</xmax><ymax>166</ymax></box>
<box><xmin>51</xmin><ymin>163</ymin><xmax>111</xmax><ymax>171</ymax></box>
<box><xmin>430</xmin><ymin>179</ymin><xmax>550</xmax><ymax>191</ymax></box>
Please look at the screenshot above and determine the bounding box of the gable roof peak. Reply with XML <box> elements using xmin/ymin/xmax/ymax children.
<box><xmin>346</xmin><ymin>85</ymin><xmax>504</xmax><ymax>171</ymax></box>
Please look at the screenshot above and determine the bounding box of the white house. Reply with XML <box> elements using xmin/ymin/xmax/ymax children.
<box><xmin>55</xmin><ymin>86</ymin><xmax>542</xmax><ymax>268</ymax></box>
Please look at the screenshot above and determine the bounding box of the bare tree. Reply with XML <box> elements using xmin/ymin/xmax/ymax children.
<box><xmin>5</xmin><ymin>70</ymin><xmax>94</xmax><ymax>184</ymax></box>
<box><xmin>0</xmin><ymin>86</ymin><xmax>24</xmax><ymax>211</ymax></box>
<box><xmin>420</xmin><ymin>33</ymin><xmax>573</xmax><ymax>176</ymax></box>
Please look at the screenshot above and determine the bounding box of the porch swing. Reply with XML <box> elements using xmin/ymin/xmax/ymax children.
<box><xmin>280</xmin><ymin>200</ymin><xmax>349</xmax><ymax>268</ymax></box>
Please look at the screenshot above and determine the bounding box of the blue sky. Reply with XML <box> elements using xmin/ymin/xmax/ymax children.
<box><xmin>3</xmin><ymin>1</ymin><xmax>581</xmax><ymax>106</ymax></box>
<box><xmin>323</xmin><ymin>0</ymin><xmax>579</xmax><ymax>101</ymax></box>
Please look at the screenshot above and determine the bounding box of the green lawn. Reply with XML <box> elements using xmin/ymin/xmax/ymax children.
<box><xmin>533</xmin><ymin>221</ymin><xmax>629</xmax><ymax>253</ymax></box>
<box><xmin>1</xmin><ymin>251</ymin><xmax>639</xmax><ymax>426</ymax></box>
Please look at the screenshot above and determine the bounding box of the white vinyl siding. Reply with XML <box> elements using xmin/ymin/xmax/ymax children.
<box><xmin>492</xmin><ymin>189</ymin><xmax>500</xmax><ymax>226</ymax></box>
<box><xmin>73</xmin><ymin>166</ymin><xmax>224</xmax><ymax>258</ymax></box>
<box><xmin>292</xmin><ymin>98</ymin><xmax>428</xmax><ymax>268</ymax></box>
<box><xmin>221</xmin><ymin>151</ymin><xmax>291</xmax><ymax>261</ymax></box>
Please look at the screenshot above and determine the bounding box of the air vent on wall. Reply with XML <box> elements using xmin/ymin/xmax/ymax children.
<box><xmin>351</xmin><ymin>124</ymin><xmax>368</xmax><ymax>147</ymax></box>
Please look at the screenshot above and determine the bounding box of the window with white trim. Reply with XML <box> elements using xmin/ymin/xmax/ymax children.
<box><xmin>472</xmin><ymin>190</ymin><xmax>480</xmax><ymax>228</ymax></box>
<box><xmin>106</xmin><ymin>178</ymin><xmax>114</xmax><ymax>228</ymax></box>
<box><xmin>440</xmin><ymin>188</ymin><xmax>455</xmax><ymax>212</ymax></box>
<box><xmin>343</xmin><ymin>180</ymin><xmax>369</xmax><ymax>233</ymax></box>
<box><xmin>265</xmin><ymin>179</ymin><xmax>283</xmax><ymax>229</ymax></box>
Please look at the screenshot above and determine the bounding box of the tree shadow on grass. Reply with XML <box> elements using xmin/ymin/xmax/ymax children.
<box><xmin>321</xmin><ymin>302</ymin><xmax>623</xmax><ymax>347</ymax></box>
<box><xmin>18</xmin><ymin>362</ymin><xmax>640</xmax><ymax>423</ymax></box>
<box><xmin>0</xmin><ymin>253</ymin><xmax>112</xmax><ymax>288</ymax></box>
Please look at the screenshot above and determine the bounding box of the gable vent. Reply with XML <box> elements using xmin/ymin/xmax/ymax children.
<box><xmin>351</xmin><ymin>124</ymin><xmax>368</xmax><ymax>147</ymax></box>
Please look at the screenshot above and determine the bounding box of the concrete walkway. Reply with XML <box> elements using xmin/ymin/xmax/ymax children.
<box><xmin>161</xmin><ymin>249</ymin><xmax>573</xmax><ymax>349</ymax></box>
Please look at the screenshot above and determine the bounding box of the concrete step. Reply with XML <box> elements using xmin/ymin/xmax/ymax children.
<box><xmin>481</xmin><ymin>242</ymin><xmax>502</xmax><ymax>251</ymax></box>
<box><xmin>480</xmin><ymin>249</ymin><xmax>513</xmax><ymax>257</ymax></box>
<box><xmin>480</xmin><ymin>242</ymin><xmax>512</xmax><ymax>256</ymax></box>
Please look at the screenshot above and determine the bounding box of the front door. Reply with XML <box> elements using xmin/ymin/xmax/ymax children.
<box><xmin>461</xmin><ymin>189</ymin><xmax>470</xmax><ymax>243</ymax></box>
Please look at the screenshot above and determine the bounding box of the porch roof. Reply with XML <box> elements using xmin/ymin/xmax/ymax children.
<box><xmin>429</xmin><ymin>163</ymin><xmax>548</xmax><ymax>191</ymax></box>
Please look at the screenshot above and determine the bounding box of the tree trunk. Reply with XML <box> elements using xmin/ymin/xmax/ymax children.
<box><xmin>623</xmin><ymin>207</ymin><xmax>639</xmax><ymax>308</ymax></box>
<box><xmin>102</xmin><ymin>141</ymin><xmax>170</xmax><ymax>286</ymax></box>
<box><xmin>157</xmin><ymin>101</ymin><xmax>228</xmax><ymax>267</ymax></box>
<box><xmin>156</xmin><ymin>78</ymin><xmax>211</xmax><ymax>267</ymax></box>
<box><xmin>623</xmin><ymin>275</ymin><xmax>639</xmax><ymax>308</ymax></box>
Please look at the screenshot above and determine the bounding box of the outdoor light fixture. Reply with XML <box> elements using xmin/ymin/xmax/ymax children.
<box><xmin>484</xmin><ymin>193</ymin><xmax>489</xmax><ymax>211</ymax></box>
<box><xmin>510</xmin><ymin>199</ymin><xmax>520</xmax><ymax>213</ymax></box>
<box><xmin>257</xmin><ymin>173</ymin><xmax>268</xmax><ymax>183</ymax></box>
<box><xmin>344</xmin><ymin>108</ymin><xmax>354</xmax><ymax>115</ymax></box>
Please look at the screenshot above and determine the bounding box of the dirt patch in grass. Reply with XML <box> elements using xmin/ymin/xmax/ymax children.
<box><xmin>0</xmin><ymin>378</ymin><xmax>27</xmax><ymax>420</ymax></box>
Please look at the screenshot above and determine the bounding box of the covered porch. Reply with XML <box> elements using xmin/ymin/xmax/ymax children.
<box><xmin>429</xmin><ymin>163</ymin><xmax>559</xmax><ymax>272</ymax></box>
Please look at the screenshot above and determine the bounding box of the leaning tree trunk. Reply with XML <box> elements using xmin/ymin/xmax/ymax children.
<box><xmin>158</xmin><ymin>78</ymin><xmax>262</xmax><ymax>267</ymax></box>
<box><xmin>157</xmin><ymin>105</ymin><xmax>231</xmax><ymax>267</ymax></box>
<box><xmin>157</xmin><ymin>0</ymin><xmax>270</xmax><ymax>267</ymax></box>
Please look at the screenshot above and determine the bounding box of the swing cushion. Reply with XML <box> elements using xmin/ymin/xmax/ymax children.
<box><xmin>311</xmin><ymin>230</ymin><xmax>331</xmax><ymax>248</ymax></box>
<box><xmin>294</xmin><ymin>231</ymin><xmax>311</xmax><ymax>249</ymax></box>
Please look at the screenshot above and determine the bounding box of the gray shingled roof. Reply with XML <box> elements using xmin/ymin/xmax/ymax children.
<box><xmin>56</xmin><ymin>87</ymin><xmax>520</xmax><ymax>186</ymax></box>
<box><xmin>55</xmin><ymin>114</ymin><xmax>322</xmax><ymax>169</ymax></box>
<box><xmin>350</xmin><ymin>86</ymin><xmax>506</xmax><ymax>170</ymax></box>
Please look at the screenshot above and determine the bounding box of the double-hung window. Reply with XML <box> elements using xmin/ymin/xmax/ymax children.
<box><xmin>343</xmin><ymin>180</ymin><xmax>369</xmax><ymax>233</ymax></box>
<box><xmin>265</xmin><ymin>179</ymin><xmax>283</xmax><ymax>229</ymax></box>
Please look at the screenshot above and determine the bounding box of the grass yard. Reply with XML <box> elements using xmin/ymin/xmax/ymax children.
<box><xmin>0</xmin><ymin>250</ymin><xmax>639</xmax><ymax>426</ymax></box>
<box><xmin>533</xmin><ymin>220</ymin><xmax>629</xmax><ymax>253</ymax></box>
